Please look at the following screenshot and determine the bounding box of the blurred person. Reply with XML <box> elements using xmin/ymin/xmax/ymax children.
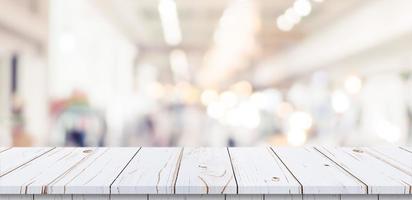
<box><xmin>11</xmin><ymin>95</ymin><xmax>32</xmax><ymax>146</ymax></box>
<box><xmin>51</xmin><ymin>90</ymin><xmax>106</xmax><ymax>146</ymax></box>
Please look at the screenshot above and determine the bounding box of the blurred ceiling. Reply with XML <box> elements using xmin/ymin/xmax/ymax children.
<box><xmin>0</xmin><ymin>0</ymin><xmax>48</xmax><ymax>52</ymax></box>
<box><xmin>95</xmin><ymin>0</ymin><xmax>368</xmax><ymax>86</ymax></box>
<box><xmin>96</xmin><ymin>0</ymin><xmax>362</xmax><ymax>56</ymax></box>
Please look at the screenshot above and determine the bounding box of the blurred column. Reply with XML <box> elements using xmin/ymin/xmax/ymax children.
<box><xmin>0</xmin><ymin>53</ymin><xmax>11</xmax><ymax>146</ymax></box>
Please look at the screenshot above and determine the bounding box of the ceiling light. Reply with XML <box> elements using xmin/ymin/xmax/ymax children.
<box><xmin>285</xmin><ymin>8</ymin><xmax>301</xmax><ymax>25</ymax></box>
<box><xmin>158</xmin><ymin>0</ymin><xmax>182</xmax><ymax>46</ymax></box>
<box><xmin>277</xmin><ymin>15</ymin><xmax>294</xmax><ymax>32</ymax></box>
<box><xmin>293</xmin><ymin>0</ymin><xmax>312</xmax><ymax>17</ymax></box>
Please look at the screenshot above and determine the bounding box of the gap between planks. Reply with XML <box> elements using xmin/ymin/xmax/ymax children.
<box><xmin>108</xmin><ymin>147</ymin><xmax>142</xmax><ymax>194</ymax></box>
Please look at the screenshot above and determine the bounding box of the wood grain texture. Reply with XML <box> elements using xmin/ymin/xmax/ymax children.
<box><xmin>272</xmin><ymin>147</ymin><xmax>367</xmax><ymax>194</ymax></box>
<box><xmin>175</xmin><ymin>148</ymin><xmax>236</xmax><ymax>194</ymax></box>
<box><xmin>111</xmin><ymin>148</ymin><xmax>182</xmax><ymax>194</ymax></box>
<box><xmin>0</xmin><ymin>148</ymin><xmax>98</xmax><ymax>194</ymax></box>
<box><xmin>0</xmin><ymin>147</ymin><xmax>53</xmax><ymax>177</ymax></box>
<box><xmin>48</xmin><ymin>148</ymin><xmax>138</xmax><ymax>194</ymax></box>
<box><xmin>228</xmin><ymin>147</ymin><xmax>301</xmax><ymax>194</ymax></box>
<box><xmin>364</xmin><ymin>147</ymin><xmax>412</xmax><ymax>176</ymax></box>
<box><xmin>316</xmin><ymin>147</ymin><xmax>412</xmax><ymax>194</ymax></box>
<box><xmin>1</xmin><ymin>147</ymin><xmax>412</xmax><ymax>197</ymax></box>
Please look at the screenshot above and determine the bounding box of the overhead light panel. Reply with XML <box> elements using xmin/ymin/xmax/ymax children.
<box><xmin>158</xmin><ymin>0</ymin><xmax>182</xmax><ymax>46</ymax></box>
<box><xmin>293</xmin><ymin>0</ymin><xmax>312</xmax><ymax>17</ymax></box>
<box><xmin>277</xmin><ymin>0</ymin><xmax>319</xmax><ymax>31</ymax></box>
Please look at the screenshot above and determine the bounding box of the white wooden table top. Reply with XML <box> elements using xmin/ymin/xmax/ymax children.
<box><xmin>0</xmin><ymin>147</ymin><xmax>411</xmax><ymax>195</ymax></box>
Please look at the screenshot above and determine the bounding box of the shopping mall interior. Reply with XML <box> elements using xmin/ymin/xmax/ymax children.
<box><xmin>0</xmin><ymin>0</ymin><xmax>411</xmax><ymax>147</ymax></box>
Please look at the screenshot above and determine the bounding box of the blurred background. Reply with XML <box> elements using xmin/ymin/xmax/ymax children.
<box><xmin>0</xmin><ymin>0</ymin><xmax>411</xmax><ymax>147</ymax></box>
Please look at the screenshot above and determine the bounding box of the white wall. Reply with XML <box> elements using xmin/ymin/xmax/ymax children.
<box><xmin>49</xmin><ymin>0</ymin><xmax>138</xmax><ymax>145</ymax></box>
<box><xmin>49</xmin><ymin>0</ymin><xmax>137</xmax><ymax>108</ymax></box>
<box><xmin>0</xmin><ymin>53</ymin><xmax>11</xmax><ymax>146</ymax></box>
<box><xmin>19</xmin><ymin>52</ymin><xmax>49</xmax><ymax>145</ymax></box>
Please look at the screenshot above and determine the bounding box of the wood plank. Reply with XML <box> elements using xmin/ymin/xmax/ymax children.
<box><xmin>175</xmin><ymin>148</ymin><xmax>237</xmax><ymax>194</ymax></box>
<box><xmin>228</xmin><ymin>147</ymin><xmax>301</xmax><ymax>194</ymax></box>
<box><xmin>111</xmin><ymin>148</ymin><xmax>182</xmax><ymax>194</ymax></box>
<box><xmin>316</xmin><ymin>147</ymin><xmax>412</xmax><ymax>194</ymax></box>
<box><xmin>34</xmin><ymin>195</ymin><xmax>71</xmax><ymax>200</ymax></box>
<box><xmin>46</xmin><ymin>148</ymin><xmax>139</xmax><ymax>194</ymax></box>
<box><xmin>0</xmin><ymin>195</ymin><xmax>33</xmax><ymax>200</ymax></box>
<box><xmin>0</xmin><ymin>148</ymin><xmax>99</xmax><ymax>194</ymax></box>
<box><xmin>364</xmin><ymin>147</ymin><xmax>412</xmax><ymax>176</ymax></box>
<box><xmin>271</xmin><ymin>147</ymin><xmax>366</xmax><ymax>194</ymax></box>
<box><xmin>0</xmin><ymin>147</ymin><xmax>53</xmax><ymax>177</ymax></box>
<box><xmin>149</xmin><ymin>195</ymin><xmax>224</xmax><ymax>200</ymax></box>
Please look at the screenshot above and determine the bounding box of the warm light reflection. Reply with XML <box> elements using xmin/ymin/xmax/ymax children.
<box><xmin>201</xmin><ymin>89</ymin><xmax>219</xmax><ymax>106</ymax></box>
<box><xmin>276</xmin><ymin>0</ymin><xmax>317</xmax><ymax>31</ymax></box>
<box><xmin>276</xmin><ymin>102</ymin><xmax>294</xmax><ymax>119</ymax></box>
<box><xmin>231</xmin><ymin>81</ymin><xmax>253</xmax><ymax>96</ymax></box>
<box><xmin>344</xmin><ymin>75</ymin><xmax>362</xmax><ymax>94</ymax></box>
<box><xmin>148</xmin><ymin>82</ymin><xmax>165</xmax><ymax>99</ymax></box>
